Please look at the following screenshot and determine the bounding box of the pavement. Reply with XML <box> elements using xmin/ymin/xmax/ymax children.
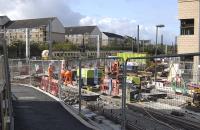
<box><xmin>12</xmin><ymin>85</ymin><xmax>93</xmax><ymax>130</ymax></box>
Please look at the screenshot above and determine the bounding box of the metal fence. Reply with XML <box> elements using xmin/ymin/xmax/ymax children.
<box><xmin>9</xmin><ymin>53</ymin><xmax>200</xmax><ymax>130</ymax></box>
<box><xmin>0</xmin><ymin>39</ymin><xmax>13</xmax><ymax>130</ymax></box>
<box><xmin>124</xmin><ymin>53</ymin><xmax>200</xmax><ymax>130</ymax></box>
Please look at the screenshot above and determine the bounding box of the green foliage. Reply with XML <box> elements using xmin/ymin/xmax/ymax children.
<box><xmin>52</xmin><ymin>42</ymin><xmax>78</xmax><ymax>51</ymax></box>
<box><xmin>6</xmin><ymin>39</ymin><xmax>175</xmax><ymax>59</ymax></box>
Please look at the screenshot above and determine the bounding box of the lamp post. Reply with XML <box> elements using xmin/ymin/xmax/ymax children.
<box><xmin>155</xmin><ymin>24</ymin><xmax>165</xmax><ymax>81</ymax></box>
<box><xmin>155</xmin><ymin>25</ymin><xmax>165</xmax><ymax>55</ymax></box>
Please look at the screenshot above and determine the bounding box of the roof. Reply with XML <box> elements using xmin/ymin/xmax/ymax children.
<box><xmin>0</xmin><ymin>16</ymin><xmax>10</xmax><ymax>26</ymax></box>
<box><xmin>6</xmin><ymin>17</ymin><xmax>56</xmax><ymax>29</ymax></box>
<box><xmin>65</xmin><ymin>26</ymin><xmax>97</xmax><ymax>35</ymax></box>
<box><xmin>103</xmin><ymin>32</ymin><xmax>124</xmax><ymax>39</ymax></box>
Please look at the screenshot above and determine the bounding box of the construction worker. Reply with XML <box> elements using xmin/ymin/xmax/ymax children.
<box><xmin>48</xmin><ymin>63</ymin><xmax>54</xmax><ymax>79</ymax></box>
<box><xmin>64</xmin><ymin>69</ymin><xmax>73</xmax><ymax>85</ymax></box>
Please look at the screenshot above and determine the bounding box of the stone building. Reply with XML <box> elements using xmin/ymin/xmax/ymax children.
<box><xmin>102</xmin><ymin>32</ymin><xmax>124</xmax><ymax>46</ymax></box>
<box><xmin>177</xmin><ymin>0</ymin><xmax>200</xmax><ymax>81</ymax></box>
<box><xmin>65</xmin><ymin>26</ymin><xmax>101</xmax><ymax>46</ymax></box>
<box><xmin>0</xmin><ymin>16</ymin><xmax>65</xmax><ymax>44</ymax></box>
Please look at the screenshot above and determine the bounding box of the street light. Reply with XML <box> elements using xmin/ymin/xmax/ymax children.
<box><xmin>155</xmin><ymin>24</ymin><xmax>165</xmax><ymax>82</ymax></box>
<box><xmin>155</xmin><ymin>24</ymin><xmax>165</xmax><ymax>55</ymax></box>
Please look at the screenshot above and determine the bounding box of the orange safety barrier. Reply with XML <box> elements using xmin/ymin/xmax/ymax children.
<box><xmin>100</xmin><ymin>78</ymin><xmax>119</xmax><ymax>96</ymax></box>
<box><xmin>40</xmin><ymin>76</ymin><xmax>49</xmax><ymax>91</ymax></box>
<box><xmin>111</xmin><ymin>80</ymin><xmax>119</xmax><ymax>96</ymax></box>
<box><xmin>100</xmin><ymin>78</ymin><xmax>109</xmax><ymax>94</ymax></box>
<box><xmin>50</xmin><ymin>79</ymin><xmax>59</xmax><ymax>96</ymax></box>
<box><xmin>40</xmin><ymin>76</ymin><xmax>59</xmax><ymax>96</ymax></box>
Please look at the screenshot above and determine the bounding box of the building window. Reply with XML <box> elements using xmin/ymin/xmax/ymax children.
<box><xmin>180</xmin><ymin>19</ymin><xmax>194</xmax><ymax>35</ymax></box>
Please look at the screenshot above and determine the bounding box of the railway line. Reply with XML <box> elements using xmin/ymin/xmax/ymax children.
<box><xmin>59</xmin><ymin>84</ymin><xmax>200</xmax><ymax>130</ymax></box>
<box><xmin>11</xmin><ymin>72</ymin><xmax>200</xmax><ymax>130</ymax></box>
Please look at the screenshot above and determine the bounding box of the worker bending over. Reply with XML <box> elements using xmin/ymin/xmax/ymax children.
<box><xmin>64</xmin><ymin>69</ymin><xmax>73</xmax><ymax>85</ymax></box>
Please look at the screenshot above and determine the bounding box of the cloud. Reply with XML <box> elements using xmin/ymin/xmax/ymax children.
<box><xmin>80</xmin><ymin>16</ymin><xmax>175</xmax><ymax>43</ymax></box>
<box><xmin>0</xmin><ymin>0</ymin><xmax>176</xmax><ymax>43</ymax></box>
<box><xmin>0</xmin><ymin>0</ymin><xmax>83</xmax><ymax>26</ymax></box>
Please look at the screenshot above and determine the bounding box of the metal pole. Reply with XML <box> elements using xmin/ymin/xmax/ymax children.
<box><xmin>165</xmin><ymin>44</ymin><xmax>168</xmax><ymax>54</ymax></box>
<box><xmin>58</xmin><ymin>61</ymin><xmax>62</xmax><ymax>99</ymax></box>
<box><xmin>137</xmin><ymin>25</ymin><xmax>140</xmax><ymax>53</ymax></box>
<box><xmin>175</xmin><ymin>36</ymin><xmax>177</xmax><ymax>54</ymax></box>
<box><xmin>26</xmin><ymin>28</ymin><xmax>30</xmax><ymax>60</ymax></box>
<box><xmin>48</xmin><ymin>20</ymin><xmax>52</xmax><ymax>59</ymax></box>
<box><xmin>78</xmin><ymin>60</ymin><xmax>82</xmax><ymax>114</ymax></box>
<box><xmin>143</xmin><ymin>40</ymin><xmax>145</xmax><ymax>52</ymax></box>
<box><xmin>161</xmin><ymin>34</ymin><xmax>163</xmax><ymax>46</ymax></box>
<box><xmin>154</xmin><ymin>27</ymin><xmax>158</xmax><ymax>82</ymax></box>
<box><xmin>155</xmin><ymin>27</ymin><xmax>158</xmax><ymax>56</ymax></box>
<box><xmin>97</xmin><ymin>35</ymin><xmax>100</xmax><ymax>58</ymax></box>
<box><xmin>122</xmin><ymin>61</ymin><xmax>127</xmax><ymax>130</ymax></box>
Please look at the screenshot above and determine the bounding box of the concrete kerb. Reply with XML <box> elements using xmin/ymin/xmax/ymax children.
<box><xmin>11</xmin><ymin>83</ymin><xmax>100</xmax><ymax>130</ymax></box>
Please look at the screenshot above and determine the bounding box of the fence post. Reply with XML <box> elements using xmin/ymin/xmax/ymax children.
<box><xmin>29</xmin><ymin>60</ymin><xmax>31</xmax><ymax>85</ymax></box>
<box><xmin>58</xmin><ymin>60</ymin><xmax>61</xmax><ymax>99</ymax></box>
<box><xmin>122</xmin><ymin>60</ymin><xmax>127</xmax><ymax>130</ymax></box>
<box><xmin>10</xmin><ymin>60</ymin><xmax>13</xmax><ymax>82</ymax></box>
<box><xmin>78</xmin><ymin>59</ymin><xmax>82</xmax><ymax>115</ymax></box>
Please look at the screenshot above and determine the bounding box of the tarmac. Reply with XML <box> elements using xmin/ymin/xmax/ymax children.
<box><xmin>12</xmin><ymin>85</ymin><xmax>94</xmax><ymax>130</ymax></box>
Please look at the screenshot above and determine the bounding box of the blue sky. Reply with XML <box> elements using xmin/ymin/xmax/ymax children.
<box><xmin>0</xmin><ymin>0</ymin><xmax>179</xmax><ymax>44</ymax></box>
<box><xmin>70</xmin><ymin>0</ymin><xmax>179</xmax><ymax>43</ymax></box>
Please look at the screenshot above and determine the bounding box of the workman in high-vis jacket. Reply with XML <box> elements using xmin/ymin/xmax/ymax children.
<box><xmin>48</xmin><ymin>63</ymin><xmax>54</xmax><ymax>79</ymax></box>
<box><xmin>64</xmin><ymin>69</ymin><xmax>73</xmax><ymax>85</ymax></box>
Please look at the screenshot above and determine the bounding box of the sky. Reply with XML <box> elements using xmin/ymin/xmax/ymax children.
<box><xmin>0</xmin><ymin>0</ymin><xmax>179</xmax><ymax>44</ymax></box>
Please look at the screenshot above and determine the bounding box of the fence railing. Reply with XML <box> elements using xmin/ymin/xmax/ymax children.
<box><xmin>9</xmin><ymin>52</ymin><xmax>200</xmax><ymax>130</ymax></box>
<box><xmin>0</xmin><ymin>39</ymin><xmax>13</xmax><ymax>130</ymax></box>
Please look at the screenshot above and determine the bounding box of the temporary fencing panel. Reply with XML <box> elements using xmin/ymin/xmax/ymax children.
<box><xmin>0</xmin><ymin>38</ymin><xmax>13</xmax><ymax>130</ymax></box>
<box><xmin>50</xmin><ymin>79</ymin><xmax>59</xmax><ymax>96</ymax></box>
<box><xmin>40</xmin><ymin>76</ymin><xmax>49</xmax><ymax>91</ymax></box>
<box><xmin>9</xmin><ymin>53</ymin><xmax>200</xmax><ymax>130</ymax></box>
<box><xmin>124</xmin><ymin>53</ymin><xmax>200</xmax><ymax>130</ymax></box>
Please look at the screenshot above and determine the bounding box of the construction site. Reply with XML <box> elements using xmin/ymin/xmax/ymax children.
<box><xmin>4</xmin><ymin>51</ymin><xmax>199</xmax><ymax>130</ymax></box>
<box><xmin>1</xmin><ymin>0</ymin><xmax>200</xmax><ymax>130</ymax></box>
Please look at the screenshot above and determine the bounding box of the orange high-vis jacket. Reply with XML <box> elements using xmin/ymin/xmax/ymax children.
<box><xmin>48</xmin><ymin>66</ymin><xmax>53</xmax><ymax>78</ymax></box>
<box><xmin>64</xmin><ymin>70</ymin><xmax>72</xmax><ymax>84</ymax></box>
<box><xmin>61</xmin><ymin>69</ymin><xmax>66</xmax><ymax>80</ymax></box>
